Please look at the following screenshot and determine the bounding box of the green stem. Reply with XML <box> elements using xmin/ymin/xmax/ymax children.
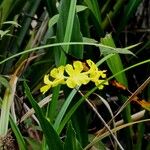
<box><xmin>0</xmin><ymin>76</ymin><xmax>18</xmax><ymax>137</ymax></box>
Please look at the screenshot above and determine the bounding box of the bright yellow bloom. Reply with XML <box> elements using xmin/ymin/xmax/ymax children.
<box><xmin>86</xmin><ymin>59</ymin><xmax>108</xmax><ymax>89</ymax></box>
<box><xmin>50</xmin><ymin>66</ymin><xmax>65</xmax><ymax>86</ymax></box>
<box><xmin>86</xmin><ymin>59</ymin><xmax>106</xmax><ymax>79</ymax></box>
<box><xmin>40</xmin><ymin>59</ymin><xmax>108</xmax><ymax>94</ymax></box>
<box><xmin>89</xmin><ymin>70</ymin><xmax>107</xmax><ymax>82</ymax></box>
<box><xmin>95</xmin><ymin>79</ymin><xmax>109</xmax><ymax>89</ymax></box>
<box><xmin>40</xmin><ymin>75</ymin><xmax>53</xmax><ymax>94</ymax></box>
<box><xmin>65</xmin><ymin>61</ymin><xmax>90</xmax><ymax>88</ymax></box>
<box><xmin>86</xmin><ymin>59</ymin><xmax>98</xmax><ymax>72</ymax></box>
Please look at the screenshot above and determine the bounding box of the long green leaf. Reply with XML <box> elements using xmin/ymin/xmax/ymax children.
<box><xmin>84</xmin><ymin>0</ymin><xmax>102</xmax><ymax>26</ymax></box>
<box><xmin>45</xmin><ymin>0</ymin><xmax>57</xmax><ymax>17</ymax></box>
<box><xmin>48</xmin><ymin>5</ymin><xmax>87</xmax><ymax>29</ymax></box>
<box><xmin>71</xmin><ymin>104</ymin><xmax>89</xmax><ymax>147</ymax></box>
<box><xmin>11</xmin><ymin>0</ymin><xmax>41</xmax><ymax>52</ymax></box>
<box><xmin>0</xmin><ymin>75</ymin><xmax>11</xmax><ymax>90</ymax></box>
<box><xmin>117</xmin><ymin>0</ymin><xmax>141</xmax><ymax>33</ymax></box>
<box><xmin>0</xmin><ymin>76</ymin><xmax>17</xmax><ymax>137</ymax></box>
<box><xmin>100</xmin><ymin>34</ymin><xmax>128</xmax><ymax>85</ymax></box>
<box><xmin>56</xmin><ymin>0</ymin><xmax>83</xmax><ymax>65</ymax></box>
<box><xmin>100</xmin><ymin>34</ymin><xmax>133</xmax><ymax>148</ymax></box>
<box><xmin>10</xmin><ymin>115</ymin><xmax>27</xmax><ymax>150</ymax></box>
<box><xmin>84</xmin><ymin>0</ymin><xmax>103</xmax><ymax>35</ymax></box>
<box><xmin>0</xmin><ymin>42</ymin><xmax>136</xmax><ymax>65</ymax></box>
<box><xmin>54</xmin><ymin>88</ymin><xmax>78</xmax><ymax>131</ymax></box>
<box><xmin>101</xmin><ymin>0</ymin><xmax>124</xmax><ymax>30</ymax></box>
<box><xmin>0</xmin><ymin>0</ymin><xmax>14</xmax><ymax>23</ymax></box>
<box><xmin>24</xmin><ymin>82</ymin><xmax>63</xmax><ymax>150</ymax></box>
<box><xmin>64</xmin><ymin>122</ymin><xmax>83</xmax><ymax>150</ymax></box>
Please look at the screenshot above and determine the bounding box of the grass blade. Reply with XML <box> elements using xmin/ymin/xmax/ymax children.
<box><xmin>10</xmin><ymin>115</ymin><xmax>27</xmax><ymax>150</ymax></box>
<box><xmin>100</xmin><ymin>33</ymin><xmax>133</xmax><ymax>149</ymax></box>
<box><xmin>100</xmin><ymin>34</ymin><xmax>128</xmax><ymax>84</ymax></box>
<box><xmin>54</xmin><ymin>88</ymin><xmax>78</xmax><ymax>131</ymax></box>
<box><xmin>117</xmin><ymin>0</ymin><xmax>141</xmax><ymax>33</ymax></box>
<box><xmin>24</xmin><ymin>82</ymin><xmax>63</xmax><ymax>150</ymax></box>
<box><xmin>64</xmin><ymin>122</ymin><xmax>83</xmax><ymax>150</ymax></box>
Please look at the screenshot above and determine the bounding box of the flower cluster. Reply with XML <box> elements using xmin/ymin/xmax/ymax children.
<box><xmin>40</xmin><ymin>60</ymin><xmax>108</xmax><ymax>94</ymax></box>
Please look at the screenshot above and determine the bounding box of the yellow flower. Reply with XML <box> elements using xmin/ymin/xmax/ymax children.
<box><xmin>65</xmin><ymin>61</ymin><xmax>90</xmax><ymax>88</ymax></box>
<box><xmin>50</xmin><ymin>66</ymin><xmax>65</xmax><ymax>86</ymax></box>
<box><xmin>90</xmin><ymin>70</ymin><xmax>107</xmax><ymax>82</ymax></box>
<box><xmin>86</xmin><ymin>59</ymin><xmax>108</xmax><ymax>89</ymax></box>
<box><xmin>86</xmin><ymin>59</ymin><xmax>106</xmax><ymax>79</ymax></box>
<box><xmin>40</xmin><ymin>59</ymin><xmax>108</xmax><ymax>94</ymax></box>
<box><xmin>86</xmin><ymin>59</ymin><xmax>98</xmax><ymax>72</ymax></box>
<box><xmin>40</xmin><ymin>75</ymin><xmax>53</xmax><ymax>94</ymax></box>
<box><xmin>95</xmin><ymin>79</ymin><xmax>109</xmax><ymax>89</ymax></box>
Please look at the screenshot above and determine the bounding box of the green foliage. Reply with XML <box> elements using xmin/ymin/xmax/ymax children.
<box><xmin>64</xmin><ymin>122</ymin><xmax>83</xmax><ymax>150</ymax></box>
<box><xmin>24</xmin><ymin>81</ymin><xmax>64</xmax><ymax>150</ymax></box>
<box><xmin>10</xmin><ymin>115</ymin><xmax>27</xmax><ymax>150</ymax></box>
<box><xmin>0</xmin><ymin>0</ymin><xmax>149</xmax><ymax>149</ymax></box>
<box><xmin>54</xmin><ymin>88</ymin><xmax>78</xmax><ymax>131</ymax></box>
<box><xmin>0</xmin><ymin>75</ymin><xmax>10</xmax><ymax>90</ymax></box>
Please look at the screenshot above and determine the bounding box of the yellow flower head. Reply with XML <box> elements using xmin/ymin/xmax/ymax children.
<box><xmin>95</xmin><ymin>79</ymin><xmax>109</xmax><ymax>89</ymax></box>
<box><xmin>65</xmin><ymin>61</ymin><xmax>90</xmax><ymax>88</ymax></box>
<box><xmin>40</xmin><ymin>59</ymin><xmax>108</xmax><ymax>94</ymax></box>
<box><xmin>50</xmin><ymin>66</ymin><xmax>65</xmax><ymax>86</ymax></box>
<box><xmin>86</xmin><ymin>59</ymin><xmax>106</xmax><ymax>79</ymax></box>
<box><xmin>86</xmin><ymin>59</ymin><xmax>108</xmax><ymax>89</ymax></box>
<box><xmin>86</xmin><ymin>59</ymin><xmax>98</xmax><ymax>72</ymax></box>
<box><xmin>40</xmin><ymin>75</ymin><xmax>53</xmax><ymax>94</ymax></box>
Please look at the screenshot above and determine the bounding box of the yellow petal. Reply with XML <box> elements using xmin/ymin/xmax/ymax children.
<box><xmin>98</xmin><ymin>70</ymin><xmax>107</xmax><ymax>78</ymax></box>
<box><xmin>104</xmin><ymin>81</ymin><xmax>109</xmax><ymax>85</ymax></box>
<box><xmin>86</xmin><ymin>59</ymin><xmax>94</xmax><ymax>67</ymax></box>
<box><xmin>78</xmin><ymin>74</ymin><xmax>90</xmax><ymax>85</ymax></box>
<box><xmin>50</xmin><ymin>68</ymin><xmax>58</xmax><ymax>78</ymax></box>
<box><xmin>65</xmin><ymin>64</ymin><xmax>74</xmax><ymax>75</ymax></box>
<box><xmin>97</xmin><ymin>84</ymin><xmax>104</xmax><ymax>89</ymax></box>
<box><xmin>86</xmin><ymin>59</ymin><xmax>98</xmax><ymax>73</ymax></box>
<box><xmin>73</xmin><ymin>61</ymin><xmax>83</xmax><ymax>72</ymax></box>
<box><xmin>40</xmin><ymin>85</ymin><xmax>51</xmax><ymax>94</ymax></box>
<box><xmin>44</xmin><ymin>75</ymin><xmax>52</xmax><ymax>84</ymax></box>
<box><xmin>66</xmin><ymin>78</ymin><xmax>78</xmax><ymax>88</ymax></box>
<box><xmin>95</xmin><ymin>80</ymin><xmax>108</xmax><ymax>90</ymax></box>
<box><xmin>52</xmin><ymin>78</ymin><xmax>65</xmax><ymax>87</ymax></box>
<box><xmin>51</xmin><ymin>66</ymin><xmax>65</xmax><ymax>78</ymax></box>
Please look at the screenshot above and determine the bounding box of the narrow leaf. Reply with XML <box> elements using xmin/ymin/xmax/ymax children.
<box><xmin>54</xmin><ymin>88</ymin><xmax>78</xmax><ymax>131</ymax></box>
<box><xmin>117</xmin><ymin>0</ymin><xmax>141</xmax><ymax>33</ymax></box>
<box><xmin>24</xmin><ymin>82</ymin><xmax>63</xmax><ymax>150</ymax></box>
<box><xmin>48</xmin><ymin>5</ymin><xmax>87</xmax><ymax>29</ymax></box>
<box><xmin>25</xmin><ymin>137</ymin><xmax>42</xmax><ymax>150</ymax></box>
<box><xmin>64</xmin><ymin>122</ymin><xmax>83</xmax><ymax>150</ymax></box>
<box><xmin>0</xmin><ymin>75</ymin><xmax>11</xmax><ymax>90</ymax></box>
<box><xmin>100</xmin><ymin>34</ymin><xmax>128</xmax><ymax>84</ymax></box>
<box><xmin>0</xmin><ymin>30</ymin><xmax>10</xmax><ymax>38</ymax></box>
<box><xmin>84</xmin><ymin>0</ymin><xmax>102</xmax><ymax>26</ymax></box>
<box><xmin>3</xmin><ymin>21</ymin><xmax>21</xmax><ymax>27</ymax></box>
<box><xmin>10</xmin><ymin>115</ymin><xmax>27</xmax><ymax>150</ymax></box>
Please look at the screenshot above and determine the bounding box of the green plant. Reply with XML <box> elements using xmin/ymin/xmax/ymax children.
<box><xmin>0</xmin><ymin>0</ymin><xmax>150</xmax><ymax>149</ymax></box>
